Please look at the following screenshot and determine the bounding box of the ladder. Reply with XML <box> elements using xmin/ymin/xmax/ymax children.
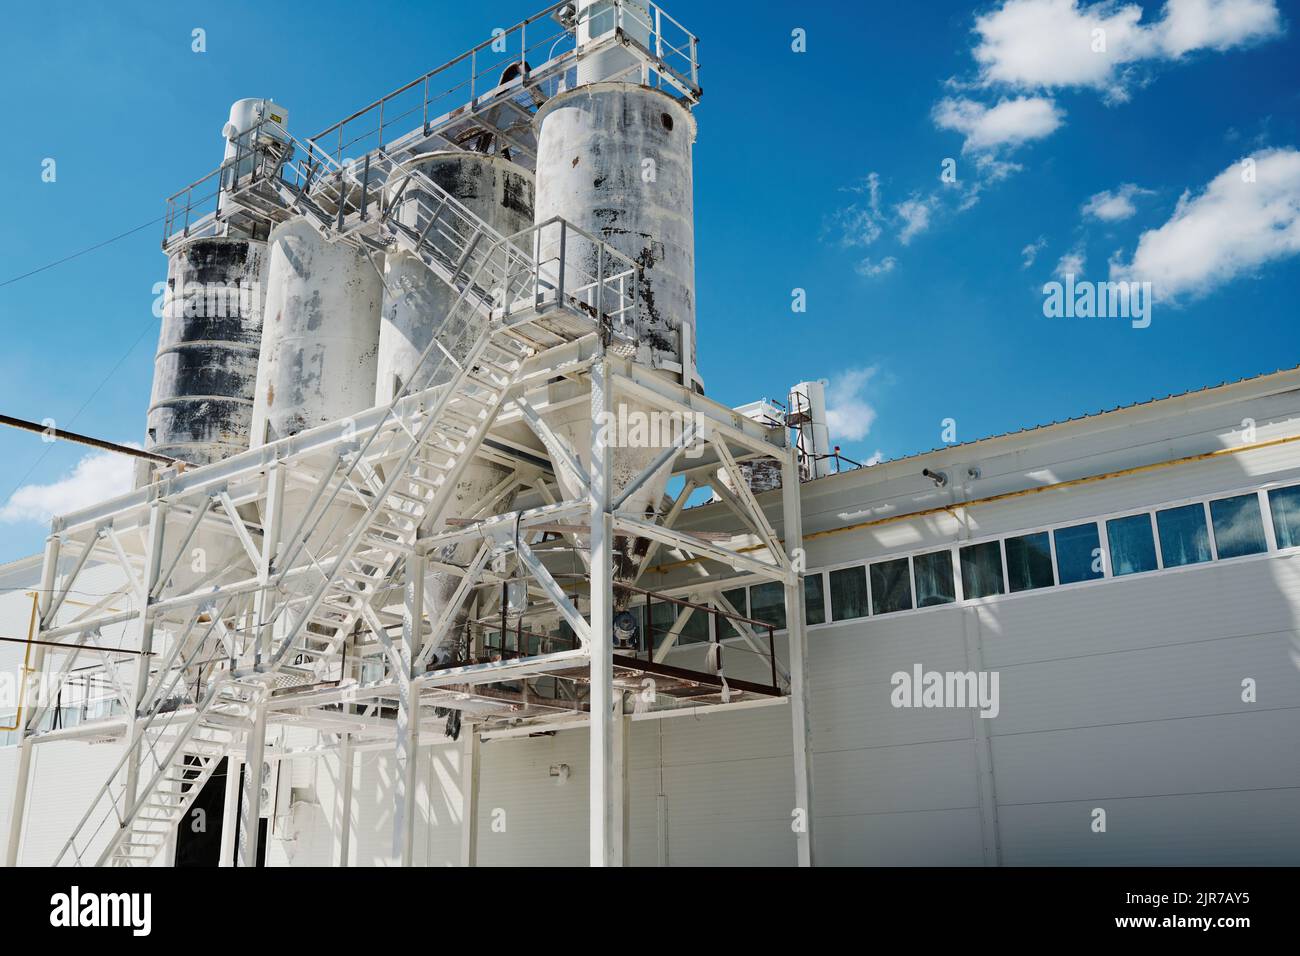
<box><xmin>56</xmin><ymin>124</ymin><xmax>638</xmax><ymax>865</ymax></box>
<box><xmin>55</xmin><ymin>680</ymin><xmax>254</xmax><ymax>867</ymax></box>
<box><xmin>250</xmin><ymin>134</ymin><xmax>575</xmax><ymax>683</ymax></box>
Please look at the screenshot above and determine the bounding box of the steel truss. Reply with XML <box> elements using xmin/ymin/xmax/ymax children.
<box><xmin>5</xmin><ymin>1</ymin><xmax>817</xmax><ymax>868</ymax></box>
<box><xmin>5</xmin><ymin>338</ymin><xmax>814</xmax><ymax>866</ymax></box>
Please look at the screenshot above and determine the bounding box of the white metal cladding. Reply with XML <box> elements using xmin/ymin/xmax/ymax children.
<box><xmin>6</xmin><ymin>367</ymin><xmax>1300</xmax><ymax>865</ymax></box>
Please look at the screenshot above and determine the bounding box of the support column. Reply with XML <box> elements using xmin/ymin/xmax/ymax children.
<box><xmin>125</xmin><ymin>499</ymin><xmax>169</xmax><ymax>808</ymax></box>
<box><xmin>337</xmin><ymin>734</ymin><xmax>354</xmax><ymax>867</ymax></box>
<box><xmin>393</xmin><ymin>552</ymin><xmax>425</xmax><ymax>867</ymax></box>
<box><xmin>588</xmin><ymin>358</ymin><xmax>617</xmax><ymax>867</ymax></box>
<box><xmin>458</xmin><ymin>730</ymin><xmax>480</xmax><ymax>867</ymax></box>
<box><xmin>781</xmin><ymin>448</ymin><xmax>816</xmax><ymax>867</ymax></box>
<box><xmin>219</xmin><ymin>756</ymin><xmax>241</xmax><ymax>867</ymax></box>
<box><xmin>237</xmin><ymin>694</ymin><xmax>268</xmax><ymax>867</ymax></box>
<box><xmin>5</xmin><ymin>532</ymin><xmax>60</xmax><ymax>867</ymax></box>
<box><xmin>611</xmin><ymin>694</ymin><xmax>630</xmax><ymax>866</ymax></box>
<box><xmin>255</xmin><ymin>461</ymin><xmax>285</xmax><ymax>666</ymax></box>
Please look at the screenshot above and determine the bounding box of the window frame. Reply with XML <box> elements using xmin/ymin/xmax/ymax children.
<box><xmin>661</xmin><ymin>476</ymin><xmax>1300</xmax><ymax>643</ymax></box>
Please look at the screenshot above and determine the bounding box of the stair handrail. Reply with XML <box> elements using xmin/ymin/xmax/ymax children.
<box><xmin>53</xmin><ymin>675</ymin><xmax>233</xmax><ymax>867</ymax></box>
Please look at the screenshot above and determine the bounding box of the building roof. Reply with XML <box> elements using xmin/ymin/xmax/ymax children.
<box><xmin>830</xmin><ymin>363</ymin><xmax>1300</xmax><ymax>475</ymax></box>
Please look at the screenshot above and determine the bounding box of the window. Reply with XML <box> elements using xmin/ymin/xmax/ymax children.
<box><xmin>1107</xmin><ymin>513</ymin><xmax>1157</xmax><ymax>576</ymax></box>
<box><xmin>1005</xmin><ymin>531</ymin><xmax>1054</xmax><ymax>592</ymax></box>
<box><xmin>716</xmin><ymin>587</ymin><xmax>748</xmax><ymax>640</ymax></box>
<box><xmin>649</xmin><ymin>600</ymin><xmax>710</xmax><ymax>649</ymax></box>
<box><xmin>959</xmin><ymin>541</ymin><xmax>1004</xmax><ymax>599</ymax></box>
<box><xmin>870</xmin><ymin>558</ymin><xmax>913</xmax><ymax>615</ymax></box>
<box><xmin>1156</xmin><ymin>503</ymin><xmax>1211</xmax><ymax>567</ymax></box>
<box><xmin>1053</xmin><ymin>522</ymin><xmax>1103</xmax><ymax>584</ymax></box>
<box><xmin>913</xmin><ymin>550</ymin><xmax>955</xmax><ymax>607</ymax></box>
<box><xmin>829</xmin><ymin>565</ymin><xmax>869</xmax><ymax>621</ymax></box>
<box><xmin>749</xmin><ymin>581</ymin><xmax>786</xmax><ymax>629</ymax></box>
<box><xmin>1210</xmin><ymin>494</ymin><xmax>1268</xmax><ymax>559</ymax></box>
<box><xmin>1269</xmin><ymin>485</ymin><xmax>1300</xmax><ymax>549</ymax></box>
<box><xmin>804</xmin><ymin>574</ymin><xmax>826</xmax><ymax>625</ymax></box>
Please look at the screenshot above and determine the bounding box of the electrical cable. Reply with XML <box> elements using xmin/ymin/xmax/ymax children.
<box><xmin>0</xmin><ymin>217</ymin><xmax>162</xmax><ymax>289</ymax></box>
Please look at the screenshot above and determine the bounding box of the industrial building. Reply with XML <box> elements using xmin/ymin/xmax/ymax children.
<box><xmin>3</xmin><ymin>0</ymin><xmax>1299</xmax><ymax>867</ymax></box>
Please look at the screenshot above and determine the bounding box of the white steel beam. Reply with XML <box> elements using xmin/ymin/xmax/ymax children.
<box><xmin>238</xmin><ymin>692</ymin><xmax>269</xmax><ymax>867</ymax></box>
<box><xmin>393</xmin><ymin>552</ymin><xmax>425</xmax><ymax>867</ymax></box>
<box><xmin>781</xmin><ymin>448</ymin><xmax>815</xmax><ymax>867</ymax></box>
<box><xmin>5</xmin><ymin>533</ymin><xmax>60</xmax><ymax>866</ymax></box>
<box><xmin>709</xmin><ymin>438</ymin><xmax>791</xmax><ymax>573</ymax></box>
<box><xmin>459</xmin><ymin>730</ymin><xmax>480</xmax><ymax>867</ymax></box>
<box><xmin>338</xmin><ymin>734</ymin><xmax>354</xmax><ymax>867</ymax></box>
<box><xmin>513</xmin><ymin>395</ymin><xmax>590</xmax><ymax>497</ymax></box>
<box><xmin>633</xmin><ymin>478</ymin><xmax>696</xmax><ymax>585</ymax></box>
<box><xmin>615</xmin><ymin>514</ymin><xmax>788</xmax><ymax>582</ymax></box>
<box><xmin>589</xmin><ymin>358</ymin><xmax>617</xmax><ymax>867</ymax></box>
<box><xmin>219</xmin><ymin>756</ymin><xmax>241</xmax><ymax>867</ymax></box>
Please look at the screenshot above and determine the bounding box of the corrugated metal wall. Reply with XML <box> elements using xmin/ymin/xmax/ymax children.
<box><xmin>4</xmin><ymin>372</ymin><xmax>1300</xmax><ymax>865</ymax></box>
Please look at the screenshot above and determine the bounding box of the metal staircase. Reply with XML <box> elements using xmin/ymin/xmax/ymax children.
<box><xmin>55</xmin><ymin>680</ymin><xmax>255</xmax><ymax>867</ymax></box>
<box><xmin>61</xmin><ymin>94</ymin><xmax>641</xmax><ymax>866</ymax></box>
<box><xmin>241</xmin><ymin>127</ymin><xmax>604</xmax><ymax>683</ymax></box>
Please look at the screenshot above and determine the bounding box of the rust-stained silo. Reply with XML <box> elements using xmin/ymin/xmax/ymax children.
<box><xmin>532</xmin><ymin>76</ymin><xmax>699</xmax><ymax>595</ymax></box>
<box><xmin>145</xmin><ymin>238</ymin><xmax>267</xmax><ymax>465</ymax></box>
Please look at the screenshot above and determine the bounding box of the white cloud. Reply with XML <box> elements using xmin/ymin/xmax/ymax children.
<box><xmin>864</xmin><ymin>450</ymin><xmax>885</xmax><ymax>466</ymax></box>
<box><xmin>1055</xmin><ymin>244</ymin><xmax>1088</xmax><ymax>277</ymax></box>
<box><xmin>826</xmin><ymin>172</ymin><xmax>885</xmax><ymax>247</ymax></box>
<box><xmin>1159</xmin><ymin>0</ymin><xmax>1284</xmax><ymax>57</ymax></box>
<box><xmin>933</xmin><ymin>96</ymin><xmax>1064</xmax><ymax>153</ymax></box>
<box><xmin>0</xmin><ymin>450</ymin><xmax>135</xmax><ymax>524</ymax></box>
<box><xmin>971</xmin><ymin>0</ymin><xmax>1282</xmax><ymax>99</ymax></box>
<box><xmin>825</xmin><ymin>367</ymin><xmax>880</xmax><ymax>442</ymax></box>
<box><xmin>1110</xmin><ymin>147</ymin><xmax>1300</xmax><ymax>300</ymax></box>
<box><xmin>855</xmin><ymin>256</ymin><xmax>897</xmax><ymax>278</ymax></box>
<box><xmin>895</xmin><ymin>196</ymin><xmax>939</xmax><ymax>244</ymax></box>
<box><xmin>1082</xmin><ymin>182</ymin><xmax>1153</xmax><ymax>220</ymax></box>
<box><xmin>1022</xmin><ymin>236</ymin><xmax>1049</xmax><ymax>267</ymax></box>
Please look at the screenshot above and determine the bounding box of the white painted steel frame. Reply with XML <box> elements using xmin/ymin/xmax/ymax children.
<box><xmin>10</xmin><ymin>350</ymin><xmax>804</xmax><ymax>867</ymax></box>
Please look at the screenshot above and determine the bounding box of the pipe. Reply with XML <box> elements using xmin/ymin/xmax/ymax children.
<box><xmin>0</xmin><ymin>414</ymin><xmax>176</xmax><ymax>464</ymax></box>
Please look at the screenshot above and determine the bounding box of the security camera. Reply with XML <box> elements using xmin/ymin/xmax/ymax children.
<box><xmin>922</xmin><ymin>468</ymin><xmax>948</xmax><ymax>488</ymax></box>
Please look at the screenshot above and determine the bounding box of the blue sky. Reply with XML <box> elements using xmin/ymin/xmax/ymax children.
<box><xmin>0</xmin><ymin>0</ymin><xmax>1298</xmax><ymax>563</ymax></box>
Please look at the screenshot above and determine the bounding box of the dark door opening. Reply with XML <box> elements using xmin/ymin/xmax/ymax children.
<box><xmin>174</xmin><ymin>758</ymin><xmax>266</xmax><ymax>867</ymax></box>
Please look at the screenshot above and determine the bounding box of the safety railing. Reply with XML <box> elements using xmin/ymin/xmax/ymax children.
<box><xmin>161</xmin><ymin>123</ymin><xmax>292</xmax><ymax>248</ymax></box>
<box><xmin>256</xmin><ymin>216</ymin><xmax>639</xmax><ymax>671</ymax></box>
<box><xmin>308</xmin><ymin>0</ymin><xmax>700</xmax><ymax>167</ymax></box>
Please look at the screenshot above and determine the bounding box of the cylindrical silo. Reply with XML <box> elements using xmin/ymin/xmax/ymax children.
<box><xmin>532</xmin><ymin>81</ymin><xmax>698</xmax><ymax>600</ymax></box>
<box><xmin>250</xmin><ymin>218</ymin><xmax>384</xmax><ymax>445</ymax></box>
<box><xmin>375</xmin><ymin>152</ymin><xmax>535</xmax><ymax>403</ymax></box>
<box><xmin>376</xmin><ymin>151</ymin><xmax>535</xmax><ymax>667</ymax></box>
<box><xmin>145</xmin><ymin>237</ymin><xmax>267</xmax><ymax>465</ymax></box>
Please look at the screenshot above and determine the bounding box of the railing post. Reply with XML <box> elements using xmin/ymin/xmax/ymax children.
<box><xmin>359</xmin><ymin>154</ymin><xmax>371</xmax><ymax>221</ymax></box>
<box><xmin>533</xmin><ymin>228</ymin><xmax>543</xmax><ymax>311</ymax></box>
<box><xmin>656</xmin><ymin>7</ymin><xmax>664</xmax><ymax>86</ymax></box>
<box><xmin>596</xmin><ymin>240</ymin><xmax>605</xmax><ymax>320</ymax></box>
<box><xmin>557</xmin><ymin>221</ymin><xmax>567</xmax><ymax>305</ymax></box>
